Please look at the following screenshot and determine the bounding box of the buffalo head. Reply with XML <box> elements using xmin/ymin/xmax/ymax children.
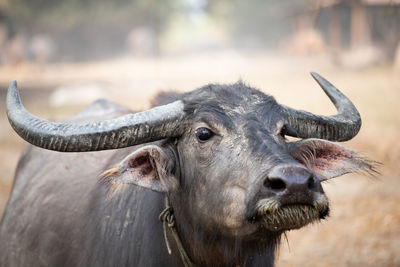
<box><xmin>6</xmin><ymin>73</ymin><xmax>376</xmax><ymax>265</ymax></box>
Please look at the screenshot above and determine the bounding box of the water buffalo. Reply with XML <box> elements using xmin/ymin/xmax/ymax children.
<box><xmin>0</xmin><ymin>73</ymin><xmax>375</xmax><ymax>267</ymax></box>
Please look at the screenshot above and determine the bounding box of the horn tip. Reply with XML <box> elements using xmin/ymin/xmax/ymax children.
<box><xmin>9</xmin><ymin>80</ymin><xmax>17</xmax><ymax>88</ymax></box>
<box><xmin>8</xmin><ymin>80</ymin><xmax>18</xmax><ymax>95</ymax></box>
<box><xmin>310</xmin><ymin>72</ymin><xmax>323</xmax><ymax>81</ymax></box>
<box><xmin>309</xmin><ymin>72</ymin><xmax>335</xmax><ymax>93</ymax></box>
<box><xmin>7</xmin><ymin>80</ymin><xmax>21</xmax><ymax>108</ymax></box>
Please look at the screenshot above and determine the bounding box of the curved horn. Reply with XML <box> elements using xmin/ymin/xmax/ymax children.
<box><xmin>282</xmin><ymin>72</ymin><xmax>361</xmax><ymax>142</ymax></box>
<box><xmin>7</xmin><ymin>81</ymin><xmax>186</xmax><ymax>152</ymax></box>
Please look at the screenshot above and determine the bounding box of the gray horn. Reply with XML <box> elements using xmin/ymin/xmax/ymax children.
<box><xmin>6</xmin><ymin>81</ymin><xmax>186</xmax><ymax>152</ymax></box>
<box><xmin>282</xmin><ymin>72</ymin><xmax>361</xmax><ymax>142</ymax></box>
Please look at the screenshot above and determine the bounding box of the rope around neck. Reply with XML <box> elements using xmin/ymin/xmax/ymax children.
<box><xmin>159</xmin><ymin>197</ymin><xmax>196</xmax><ymax>267</ymax></box>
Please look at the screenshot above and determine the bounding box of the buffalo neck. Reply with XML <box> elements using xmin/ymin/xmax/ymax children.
<box><xmin>167</xmin><ymin>193</ymin><xmax>281</xmax><ymax>267</ymax></box>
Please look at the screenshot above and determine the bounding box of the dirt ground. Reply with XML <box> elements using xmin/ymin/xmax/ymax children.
<box><xmin>0</xmin><ymin>52</ymin><xmax>399</xmax><ymax>266</ymax></box>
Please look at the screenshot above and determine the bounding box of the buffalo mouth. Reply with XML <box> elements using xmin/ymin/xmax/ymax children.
<box><xmin>256</xmin><ymin>197</ymin><xmax>329</xmax><ymax>232</ymax></box>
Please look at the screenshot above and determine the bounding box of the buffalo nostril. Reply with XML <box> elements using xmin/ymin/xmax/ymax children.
<box><xmin>264</xmin><ymin>177</ymin><xmax>286</xmax><ymax>191</ymax></box>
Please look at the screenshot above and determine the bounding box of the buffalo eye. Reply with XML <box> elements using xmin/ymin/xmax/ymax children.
<box><xmin>195</xmin><ymin>127</ymin><xmax>214</xmax><ymax>142</ymax></box>
<box><xmin>280</xmin><ymin>124</ymin><xmax>298</xmax><ymax>139</ymax></box>
<box><xmin>279</xmin><ymin>125</ymin><xmax>287</xmax><ymax>138</ymax></box>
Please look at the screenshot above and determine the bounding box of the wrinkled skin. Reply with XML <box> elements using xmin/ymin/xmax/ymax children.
<box><xmin>0</xmin><ymin>82</ymin><xmax>375</xmax><ymax>267</ymax></box>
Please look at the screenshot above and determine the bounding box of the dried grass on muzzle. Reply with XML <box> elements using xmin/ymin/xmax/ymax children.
<box><xmin>257</xmin><ymin>198</ymin><xmax>324</xmax><ymax>231</ymax></box>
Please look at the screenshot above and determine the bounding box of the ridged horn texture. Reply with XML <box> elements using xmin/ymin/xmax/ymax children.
<box><xmin>282</xmin><ymin>72</ymin><xmax>361</xmax><ymax>142</ymax></box>
<box><xmin>6</xmin><ymin>81</ymin><xmax>186</xmax><ymax>152</ymax></box>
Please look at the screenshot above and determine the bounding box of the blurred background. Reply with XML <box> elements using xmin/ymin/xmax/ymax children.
<box><xmin>0</xmin><ymin>0</ymin><xmax>399</xmax><ymax>266</ymax></box>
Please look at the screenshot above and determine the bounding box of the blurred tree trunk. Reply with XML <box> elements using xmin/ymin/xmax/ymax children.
<box><xmin>350</xmin><ymin>3</ymin><xmax>371</xmax><ymax>50</ymax></box>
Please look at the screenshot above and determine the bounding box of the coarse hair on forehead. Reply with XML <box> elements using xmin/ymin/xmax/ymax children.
<box><xmin>183</xmin><ymin>81</ymin><xmax>276</xmax><ymax>109</ymax></box>
<box><xmin>182</xmin><ymin>82</ymin><xmax>281</xmax><ymax>125</ymax></box>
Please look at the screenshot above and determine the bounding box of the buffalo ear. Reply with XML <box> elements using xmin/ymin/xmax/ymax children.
<box><xmin>102</xmin><ymin>145</ymin><xmax>177</xmax><ymax>193</ymax></box>
<box><xmin>288</xmin><ymin>139</ymin><xmax>379</xmax><ymax>180</ymax></box>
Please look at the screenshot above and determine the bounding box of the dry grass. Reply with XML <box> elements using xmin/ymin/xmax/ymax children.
<box><xmin>0</xmin><ymin>52</ymin><xmax>399</xmax><ymax>266</ymax></box>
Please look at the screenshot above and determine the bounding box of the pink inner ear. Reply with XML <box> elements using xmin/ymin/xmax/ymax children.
<box><xmin>113</xmin><ymin>145</ymin><xmax>174</xmax><ymax>193</ymax></box>
<box><xmin>292</xmin><ymin>141</ymin><xmax>352</xmax><ymax>169</ymax></box>
<box><xmin>313</xmin><ymin>148</ymin><xmax>349</xmax><ymax>168</ymax></box>
<box><xmin>127</xmin><ymin>154</ymin><xmax>154</xmax><ymax>177</ymax></box>
<box><xmin>290</xmin><ymin>139</ymin><xmax>374</xmax><ymax>180</ymax></box>
<box><xmin>306</xmin><ymin>146</ymin><xmax>355</xmax><ymax>179</ymax></box>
